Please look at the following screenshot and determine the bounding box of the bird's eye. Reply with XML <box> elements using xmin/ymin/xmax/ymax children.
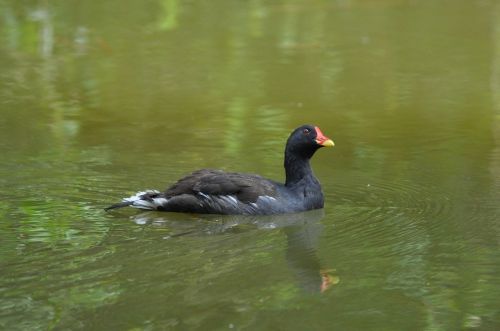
<box><xmin>303</xmin><ymin>128</ymin><xmax>310</xmax><ymax>135</ymax></box>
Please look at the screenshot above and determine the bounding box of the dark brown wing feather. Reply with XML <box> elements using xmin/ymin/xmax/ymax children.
<box><xmin>164</xmin><ymin>169</ymin><xmax>276</xmax><ymax>203</ymax></box>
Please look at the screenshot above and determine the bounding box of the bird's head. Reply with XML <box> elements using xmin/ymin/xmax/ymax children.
<box><xmin>286</xmin><ymin>124</ymin><xmax>334</xmax><ymax>158</ymax></box>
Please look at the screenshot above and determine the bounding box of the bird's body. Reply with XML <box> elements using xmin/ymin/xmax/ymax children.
<box><xmin>105</xmin><ymin>125</ymin><xmax>334</xmax><ymax>215</ymax></box>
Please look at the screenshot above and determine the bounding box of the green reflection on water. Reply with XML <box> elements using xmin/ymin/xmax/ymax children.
<box><xmin>1</xmin><ymin>0</ymin><xmax>500</xmax><ymax>330</ymax></box>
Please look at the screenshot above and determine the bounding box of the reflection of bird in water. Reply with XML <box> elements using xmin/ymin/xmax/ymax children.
<box><xmin>282</xmin><ymin>211</ymin><xmax>339</xmax><ymax>293</ymax></box>
<box><xmin>320</xmin><ymin>269</ymin><xmax>339</xmax><ymax>293</ymax></box>
<box><xmin>130</xmin><ymin>209</ymin><xmax>339</xmax><ymax>293</ymax></box>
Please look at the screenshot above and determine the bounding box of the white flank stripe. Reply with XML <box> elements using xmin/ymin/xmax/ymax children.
<box><xmin>258</xmin><ymin>195</ymin><xmax>277</xmax><ymax>203</ymax></box>
<box><xmin>220</xmin><ymin>195</ymin><xmax>238</xmax><ymax>205</ymax></box>
<box><xmin>198</xmin><ymin>192</ymin><xmax>209</xmax><ymax>199</ymax></box>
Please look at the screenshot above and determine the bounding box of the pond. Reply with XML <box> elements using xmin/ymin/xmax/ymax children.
<box><xmin>1</xmin><ymin>0</ymin><xmax>499</xmax><ymax>330</ymax></box>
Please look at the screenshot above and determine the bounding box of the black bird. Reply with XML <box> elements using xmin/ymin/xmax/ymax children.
<box><xmin>105</xmin><ymin>124</ymin><xmax>334</xmax><ymax>215</ymax></box>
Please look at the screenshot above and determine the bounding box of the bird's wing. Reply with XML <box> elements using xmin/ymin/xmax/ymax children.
<box><xmin>165</xmin><ymin>169</ymin><xmax>276</xmax><ymax>203</ymax></box>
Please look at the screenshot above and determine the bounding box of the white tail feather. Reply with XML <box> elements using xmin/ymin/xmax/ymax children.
<box><xmin>122</xmin><ymin>190</ymin><xmax>165</xmax><ymax>210</ymax></box>
<box><xmin>123</xmin><ymin>190</ymin><xmax>160</xmax><ymax>202</ymax></box>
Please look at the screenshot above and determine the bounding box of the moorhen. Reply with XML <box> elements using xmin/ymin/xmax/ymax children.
<box><xmin>105</xmin><ymin>124</ymin><xmax>334</xmax><ymax>215</ymax></box>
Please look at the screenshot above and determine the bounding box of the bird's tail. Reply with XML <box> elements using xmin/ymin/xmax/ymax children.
<box><xmin>105</xmin><ymin>190</ymin><xmax>165</xmax><ymax>211</ymax></box>
<box><xmin>104</xmin><ymin>200</ymin><xmax>135</xmax><ymax>211</ymax></box>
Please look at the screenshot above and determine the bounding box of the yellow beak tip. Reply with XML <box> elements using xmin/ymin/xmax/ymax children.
<box><xmin>322</xmin><ymin>139</ymin><xmax>335</xmax><ymax>147</ymax></box>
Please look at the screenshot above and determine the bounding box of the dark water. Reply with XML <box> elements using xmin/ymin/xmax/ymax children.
<box><xmin>1</xmin><ymin>0</ymin><xmax>500</xmax><ymax>330</ymax></box>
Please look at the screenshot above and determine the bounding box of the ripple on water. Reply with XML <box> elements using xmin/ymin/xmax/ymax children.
<box><xmin>324</xmin><ymin>176</ymin><xmax>457</xmax><ymax>256</ymax></box>
<box><xmin>330</xmin><ymin>177</ymin><xmax>454</xmax><ymax>218</ymax></box>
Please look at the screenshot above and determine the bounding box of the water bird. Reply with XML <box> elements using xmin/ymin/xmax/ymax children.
<box><xmin>105</xmin><ymin>125</ymin><xmax>334</xmax><ymax>215</ymax></box>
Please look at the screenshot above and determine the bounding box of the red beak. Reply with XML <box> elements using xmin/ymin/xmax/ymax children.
<box><xmin>314</xmin><ymin>126</ymin><xmax>335</xmax><ymax>147</ymax></box>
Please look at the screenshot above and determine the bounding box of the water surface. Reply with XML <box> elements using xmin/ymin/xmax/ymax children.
<box><xmin>1</xmin><ymin>0</ymin><xmax>500</xmax><ymax>330</ymax></box>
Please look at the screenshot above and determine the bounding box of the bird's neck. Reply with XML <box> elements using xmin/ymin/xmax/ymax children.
<box><xmin>284</xmin><ymin>152</ymin><xmax>316</xmax><ymax>187</ymax></box>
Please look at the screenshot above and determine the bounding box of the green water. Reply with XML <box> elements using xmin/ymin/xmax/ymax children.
<box><xmin>1</xmin><ymin>0</ymin><xmax>500</xmax><ymax>330</ymax></box>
